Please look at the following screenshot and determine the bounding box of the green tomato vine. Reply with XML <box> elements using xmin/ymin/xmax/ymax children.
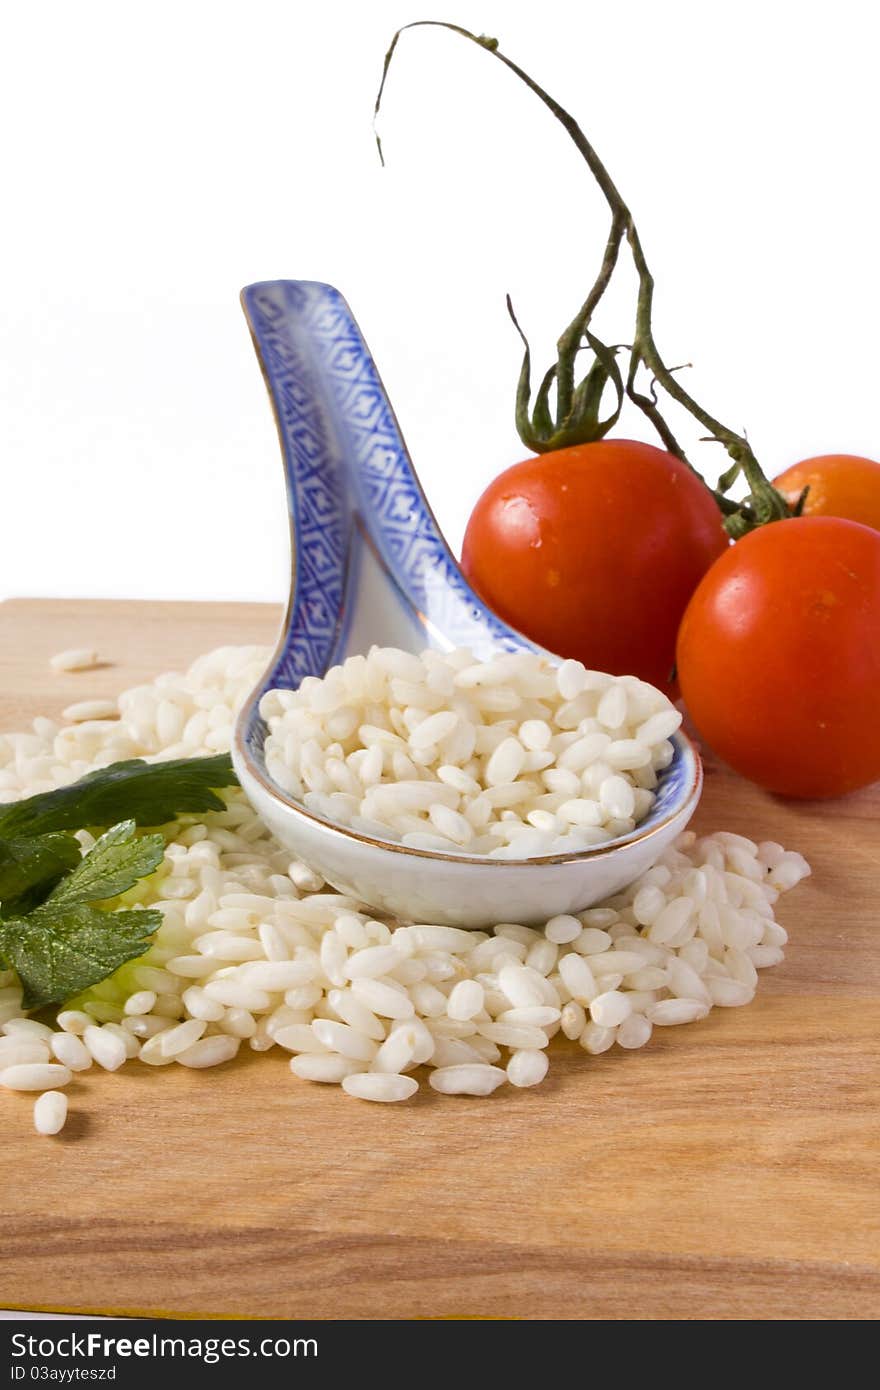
<box><xmin>375</xmin><ymin>20</ymin><xmax>798</xmax><ymax>538</ymax></box>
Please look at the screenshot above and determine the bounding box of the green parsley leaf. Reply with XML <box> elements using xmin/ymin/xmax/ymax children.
<box><xmin>0</xmin><ymin>903</ymin><xmax>162</xmax><ymax>1008</ymax></box>
<box><xmin>47</xmin><ymin>821</ymin><xmax>165</xmax><ymax>908</ymax></box>
<box><xmin>0</xmin><ymin>831</ymin><xmax>82</xmax><ymax>906</ymax></box>
<box><xmin>0</xmin><ymin>754</ymin><xmax>236</xmax><ymax>1005</ymax></box>
<box><xmin>0</xmin><ymin>753</ymin><xmax>237</xmax><ymax>837</ymax></box>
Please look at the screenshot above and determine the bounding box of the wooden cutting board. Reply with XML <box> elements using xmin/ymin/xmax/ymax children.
<box><xmin>2</xmin><ymin>598</ymin><xmax>879</xmax><ymax>1321</ymax></box>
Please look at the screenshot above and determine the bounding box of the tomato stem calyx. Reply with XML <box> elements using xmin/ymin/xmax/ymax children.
<box><xmin>374</xmin><ymin>21</ymin><xmax>794</xmax><ymax>538</ymax></box>
<box><xmin>506</xmin><ymin>295</ymin><xmax>624</xmax><ymax>450</ymax></box>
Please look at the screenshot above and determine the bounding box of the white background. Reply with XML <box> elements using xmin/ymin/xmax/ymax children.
<box><xmin>1</xmin><ymin>0</ymin><xmax>877</xmax><ymax>604</ymax></box>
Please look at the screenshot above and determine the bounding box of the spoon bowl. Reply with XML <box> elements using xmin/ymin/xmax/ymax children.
<box><xmin>233</xmin><ymin>280</ymin><xmax>702</xmax><ymax>926</ymax></box>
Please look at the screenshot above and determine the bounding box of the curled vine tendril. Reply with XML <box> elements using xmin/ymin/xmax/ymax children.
<box><xmin>374</xmin><ymin>21</ymin><xmax>793</xmax><ymax>537</ymax></box>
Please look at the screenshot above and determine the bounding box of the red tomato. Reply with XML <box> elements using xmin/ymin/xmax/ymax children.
<box><xmin>461</xmin><ymin>440</ymin><xmax>728</xmax><ymax>694</ymax></box>
<box><xmin>773</xmin><ymin>453</ymin><xmax>880</xmax><ymax>531</ymax></box>
<box><xmin>677</xmin><ymin>516</ymin><xmax>880</xmax><ymax>797</ymax></box>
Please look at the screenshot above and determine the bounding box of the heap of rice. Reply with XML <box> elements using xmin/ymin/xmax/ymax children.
<box><xmin>261</xmin><ymin>649</ymin><xmax>683</xmax><ymax>857</ymax></box>
<box><xmin>0</xmin><ymin>646</ymin><xmax>810</xmax><ymax>1131</ymax></box>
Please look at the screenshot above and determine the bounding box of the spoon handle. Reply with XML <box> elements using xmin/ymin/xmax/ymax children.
<box><xmin>241</xmin><ymin>280</ymin><xmax>533</xmax><ymax>690</ymax></box>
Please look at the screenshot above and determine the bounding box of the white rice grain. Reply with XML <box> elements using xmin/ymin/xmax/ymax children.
<box><xmin>0</xmin><ymin>1063</ymin><xmax>73</xmax><ymax>1091</ymax></box>
<box><xmin>61</xmin><ymin>699</ymin><xmax>118</xmax><ymax>723</ymax></box>
<box><xmin>507</xmin><ymin>1049</ymin><xmax>549</xmax><ymax>1087</ymax></box>
<box><xmin>429</xmin><ymin>1064</ymin><xmax>507</xmax><ymax>1096</ymax></box>
<box><xmin>174</xmin><ymin>1035</ymin><xmax>241</xmax><ymax>1068</ymax></box>
<box><xmin>447</xmin><ymin>979</ymin><xmax>484</xmax><ymax>1021</ymax></box>
<box><xmin>83</xmin><ymin>1026</ymin><xmax>127</xmax><ymax>1071</ymax></box>
<box><xmin>372</xmin><ymin>1029</ymin><xmax>416</xmax><ymax>1074</ymax></box>
<box><xmin>579</xmin><ymin>1022</ymin><xmax>616</xmax><ymax>1055</ymax></box>
<box><xmin>342</xmin><ymin>1072</ymin><xmax>419</xmax><ymax>1102</ymax></box>
<box><xmin>56</xmin><ymin>1010</ymin><xmax>93</xmax><ymax>1035</ymax></box>
<box><xmin>616</xmin><ymin>1014</ymin><xmax>653</xmax><ymax>1049</ymax></box>
<box><xmin>589</xmin><ymin>991</ymin><xmax>632</xmax><ymax>1027</ymax></box>
<box><xmin>3</xmin><ymin>1019</ymin><xmax>54</xmax><ymax>1040</ymax></box>
<box><xmin>0</xmin><ymin>1038</ymin><xmax>50</xmax><ymax>1067</ymax></box>
<box><xmin>49</xmin><ymin>1033</ymin><xmax>92</xmax><ymax>1071</ymax></box>
<box><xmin>50</xmin><ymin>647</ymin><xmax>100</xmax><ymax>672</ymax></box>
<box><xmin>545</xmin><ymin>914</ymin><xmax>583</xmax><ymax>945</ymax></box>
<box><xmin>159</xmin><ymin>1019</ymin><xmax>207</xmax><ymax>1057</ymax></box>
<box><xmin>707</xmin><ymin>978</ymin><xmax>756</xmax><ymax>1008</ymax></box>
<box><xmin>647</xmin><ymin>999</ymin><xmax>710</xmax><ymax>1026</ymax></box>
<box><xmin>311</xmin><ymin>1019</ymin><xmax>378</xmax><ymax>1062</ymax></box>
<box><xmin>290</xmin><ymin>1055</ymin><xmax>366</xmax><ymax>1083</ymax></box>
<box><xmin>343</xmin><ymin>945</ymin><xmax>405</xmax><ymax>981</ymax></box>
<box><xmin>34</xmin><ymin>1090</ymin><xmax>69</xmax><ymax>1135</ymax></box>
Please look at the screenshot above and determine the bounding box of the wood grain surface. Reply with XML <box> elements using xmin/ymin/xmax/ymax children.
<box><xmin>2</xmin><ymin>598</ymin><xmax>879</xmax><ymax>1321</ymax></box>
